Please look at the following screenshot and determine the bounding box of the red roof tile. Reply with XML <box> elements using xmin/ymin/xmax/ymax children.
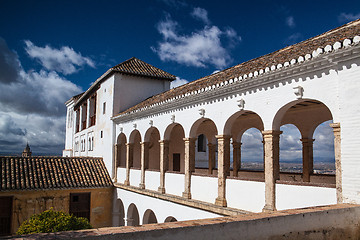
<box><xmin>0</xmin><ymin>157</ymin><xmax>113</xmax><ymax>191</ymax></box>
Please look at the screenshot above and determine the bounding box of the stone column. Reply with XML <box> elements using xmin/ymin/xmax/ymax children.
<box><xmin>215</xmin><ymin>135</ymin><xmax>231</xmax><ymax>207</ymax></box>
<box><xmin>208</xmin><ymin>143</ymin><xmax>216</xmax><ymax>175</ymax></box>
<box><xmin>330</xmin><ymin>123</ymin><xmax>342</xmax><ymax>203</ymax></box>
<box><xmin>124</xmin><ymin>143</ymin><xmax>133</xmax><ymax>186</ymax></box>
<box><xmin>182</xmin><ymin>138</ymin><xmax>196</xmax><ymax>199</ymax></box>
<box><xmin>232</xmin><ymin>141</ymin><xmax>241</xmax><ymax>177</ymax></box>
<box><xmin>139</xmin><ymin>142</ymin><xmax>149</xmax><ymax>189</ymax></box>
<box><xmin>262</xmin><ymin>130</ymin><xmax>281</xmax><ymax>212</ymax></box>
<box><xmin>301</xmin><ymin>138</ymin><xmax>315</xmax><ymax>182</ymax></box>
<box><xmin>113</xmin><ymin>144</ymin><xmax>119</xmax><ymax>182</ymax></box>
<box><xmin>158</xmin><ymin>140</ymin><xmax>169</xmax><ymax>194</ymax></box>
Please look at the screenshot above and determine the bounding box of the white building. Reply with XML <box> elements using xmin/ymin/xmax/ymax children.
<box><xmin>64</xmin><ymin>19</ymin><xmax>360</xmax><ymax>226</ymax></box>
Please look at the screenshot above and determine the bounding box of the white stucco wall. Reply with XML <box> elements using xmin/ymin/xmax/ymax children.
<box><xmin>115</xmin><ymin>187</ymin><xmax>221</xmax><ymax>226</ymax></box>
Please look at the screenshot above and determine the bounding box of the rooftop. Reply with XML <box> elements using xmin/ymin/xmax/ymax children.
<box><xmin>114</xmin><ymin>19</ymin><xmax>360</xmax><ymax>117</ymax></box>
<box><xmin>0</xmin><ymin>157</ymin><xmax>113</xmax><ymax>191</ymax></box>
<box><xmin>74</xmin><ymin>57</ymin><xmax>176</xmax><ymax>108</ymax></box>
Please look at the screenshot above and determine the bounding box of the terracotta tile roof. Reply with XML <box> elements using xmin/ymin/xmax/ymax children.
<box><xmin>0</xmin><ymin>157</ymin><xmax>113</xmax><ymax>191</ymax></box>
<box><xmin>113</xmin><ymin>57</ymin><xmax>176</xmax><ymax>81</ymax></box>
<box><xmin>73</xmin><ymin>57</ymin><xmax>176</xmax><ymax>108</ymax></box>
<box><xmin>115</xmin><ymin>19</ymin><xmax>360</xmax><ymax>117</ymax></box>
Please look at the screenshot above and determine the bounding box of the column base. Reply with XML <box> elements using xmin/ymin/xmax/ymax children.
<box><xmin>124</xmin><ymin>180</ymin><xmax>130</xmax><ymax>186</ymax></box>
<box><xmin>215</xmin><ymin>197</ymin><xmax>227</xmax><ymax>207</ymax></box>
<box><xmin>262</xmin><ymin>204</ymin><xmax>276</xmax><ymax>212</ymax></box>
<box><xmin>139</xmin><ymin>183</ymin><xmax>145</xmax><ymax>189</ymax></box>
<box><xmin>158</xmin><ymin>186</ymin><xmax>165</xmax><ymax>194</ymax></box>
<box><xmin>182</xmin><ymin>191</ymin><xmax>192</xmax><ymax>199</ymax></box>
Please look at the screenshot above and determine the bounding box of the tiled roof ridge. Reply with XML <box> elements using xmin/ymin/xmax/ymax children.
<box><xmin>112</xmin><ymin>57</ymin><xmax>176</xmax><ymax>80</ymax></box>
<box><xmin>0</xmin><ymin>156</ymin><xmax>113</xmax><ymax>191</ymax></box>
<box><xmin>114</xmin><ymin>19</ymin><xmax>360</xmax><ymax>118</ymax></box>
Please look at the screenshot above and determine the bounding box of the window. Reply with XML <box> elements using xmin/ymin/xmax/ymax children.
<box><xmin>0</xmin><ymin>196</ymin><xmax>12</xmax><ymax>236</ymax></box>
<box><xmin>100</xmin><ymin>131</ymin><xmax>103</xmax><ymax>138</ymax></box>
<box><xmin>173</xmin><ymin>153</ymin><xmax>180</xmax><ymax>172</ymax></box>
<box><xmin>103</xmin><ymin>102</ymin><xmax>106</xmax><ymax>114</ymax></box>
<box><xmin>69</xmin><ymin>193</ymin><xmax>90</xmax><ymax>221</ymax></box>
<box><xmin>88</xmin><ymin>137</ymin><xmax>91</xmax><ymax>151</ymax></box>
<box><xmin>197</xmin><ymin>134</ymin><xmax>206</xmax><ymax>152</ymax></box>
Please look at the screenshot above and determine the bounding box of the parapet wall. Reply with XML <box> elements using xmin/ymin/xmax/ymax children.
<box><xmin>20</xmin><ymin>204</ymin><xmax>360</xmax><ymax>240</ymax></box>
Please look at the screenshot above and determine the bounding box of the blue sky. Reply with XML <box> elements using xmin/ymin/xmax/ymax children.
<box><xmin>0</xmin><ymin>0</ymin><xmax>359</xmax><ymax>157</ymax></box>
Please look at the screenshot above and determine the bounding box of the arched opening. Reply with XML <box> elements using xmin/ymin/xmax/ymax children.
<box><xmin>240</xmin><ymin>128</ymin><xmax>264</xmax><ymax>173</ymax></box>
<box><xmin>113</xmin><ymin>199</ymin><xmax>125</xmax><ymax>227</ymax></box>
<box><xmin>142</xmin><ymin>209</ymin><xmax>158</xmax><ymax>224</ymax></box>
<box><xmin>223</xmin><ymin>110</ymin><xmax>264</xmax><ymax>178</ymax></box>
<box><xmin>190</xmin><ymin>118</ymin><xmax>218</xmax><ymax>175</ymax></box>
<box><xmin>165</xmin><ymin>124</ymin><xmax>185</xmax><ymax>173</ymax></box>
<box><xmin>273</xmin><ymin>99</ymin><xmax>334</xmax><ymax>184</ymax></box>
<box><xmin>126</xmin><ymin>203</ymin><xmax>140</xmax><ymax>226</ymax></box>
<box><xmin>145</xmin><ymin>127</ymin><xmax>161</xmax><ymax>171</ymax></box>
<box><xmin>164</xmin><ymin>216</ymin><xmax>177</xmax><ymax>222</ymax></box>
<box><xmin>129</xmin><ymin>130</ymin><xmax>141</xmax><ymax>169</ymax></box>
<box><xmin>279</xmin><ymin>124</ymin><xmax>302</xmax><ymax>175</ymax></box>
<box><xmin>313</xmin><ymin>120</ymin><xmax>335</xmax><ymax>176</ymax></box>
<box><xmin>116</xmin><ymin>133</ymin><xmax>127</xmax><ymax>168</ymax></box>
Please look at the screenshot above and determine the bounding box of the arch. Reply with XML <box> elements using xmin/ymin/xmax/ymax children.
<box><xmin>113</xmin><ymin>199</ymin><xmax>125</xmax><ymax>226</ymax></box>
<box><xmin>129</xmin><ymin>130</ymin><xmax>141</xmax><ymax>169</ymax></box>
<box><xmin>164</xmin><ymin>216</ymin><xmax>177</xmax><ymax>222</ymax></box>
<box><xmin>142</xmin><ymin>209</ymin><xmax>158</xmax><ymax>224</ymax></box>
<box><xmin>224</xmin><ymin>110</ymin><xmax>264</xmax><ymax>137</ymax></box>
<box><xmin>165</xmin><ymin>123</ymin><xmax>185</xmax><ymax>172</ymax></box>
<box><xmin>189</xmin><ymin>118</ymin><xmax>218</xmax><ymax>143</ymax></box>
<box><xmin>126</xmin><ymin>203</ymin><xmax>139</xmax><ymax>226</ymax></box>
<box><xmin>116</xmin><ymin>133</ymin><xmax>127</xmax><ymax>167</ymax></box>
<box><xmin>272</xmin><ymin>99</ymin><xmax>333</xmax><ymax>132</ymax></box>
<box><xmin>144</xmin><ymin>127</ymin><xmax>161</xmax><ymax>170</ymax></box>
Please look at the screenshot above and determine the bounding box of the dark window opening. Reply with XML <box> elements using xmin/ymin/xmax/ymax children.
<box><xmin>70</xmin><ymin>193</ymin><xmax>90</xmax><ymax>221</ymax></box>
<box><xmin>197</xmin><ymin>134</ymin><xmax>206</xmax><ymax>152</ymax></box>
<box><xmin>173</xmin><ymin>153</ymin><xmax>180</xmax><ymax>172</ymax></box>
<box><xmin>0</xmin><ymin>196</ymin><xmax>12</xmax><ymax>236</ymax></box>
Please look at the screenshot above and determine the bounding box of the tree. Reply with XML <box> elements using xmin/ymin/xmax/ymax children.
<box><xmin>16</xmin><ymin>208</ymin><xmax>92</xmax><ymax>235</ymax></box>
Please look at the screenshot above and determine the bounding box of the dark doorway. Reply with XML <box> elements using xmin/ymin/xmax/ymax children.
<box><xmin>173</xmin><ymin>153</ymin><xmax>180</xmax><ymax>172</ymax></box>
<box><xmin>69</xmin><ymin>193</ymin><xmax>91</xmax><ymax>221</ymax></box>
<box><xmin>0</xmin><ymin>196</ymin><xmax>12</xmax><ymax>236</ymax></box>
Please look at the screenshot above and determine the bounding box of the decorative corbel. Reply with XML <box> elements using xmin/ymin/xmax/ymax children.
<box><xmin>199</xmin><ymin>109</ymin><xmax>205</xmax><ymax>117</ymax></box>
<box><xmin>237</xmin><ymin>98</ymin><xmax>245</xmax><ymax>110</ymax></box>
<box><xmin>293</xmin><ymin>86</ymin><xmax>304</xmax><ymax>99</ymax></box>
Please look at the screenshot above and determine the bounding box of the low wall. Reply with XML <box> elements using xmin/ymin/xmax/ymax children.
<box><xmin>19</xmin><ymin>204</ymin><xmax>360</xmax><ymax>240</ymax></box>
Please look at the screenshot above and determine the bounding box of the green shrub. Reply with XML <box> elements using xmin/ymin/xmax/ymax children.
<box><xmin>16</xmin><ymin>208</ymin><xmax>92</xmax><ymax>235</ymax></box>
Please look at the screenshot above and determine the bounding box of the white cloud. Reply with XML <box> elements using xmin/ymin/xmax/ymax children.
<box><xmin>286</xmin><ymin>16</ymin><xmax>295</xmax><ymax>28</ymax></box>
<box><xmin>153</xmin><ymin>14</ymin><xmax>241</xmax><ymax>69</ymax></box>
<box><xmin>170</xmin><ymin>76</ymin><xmax>189</xmax><ymax>88</ymax></box>
<box><xmin>338</xmin><ymin>12</ymin><xmax>360</xmax><ymax>23</ymax></box>
<box><xmin>191</xmin><ymin>7</ymin><xmax>210</xmax><ymax>25</ymax></box>
<box><xmin>0</xmin><ymin>37</ymin><xmax>83</xmax><ymax>155</ymax></box>
<box><xmin>24</xmin><ymin>40</ymin><xmax>95</xmax><ymax>75</ymax></box>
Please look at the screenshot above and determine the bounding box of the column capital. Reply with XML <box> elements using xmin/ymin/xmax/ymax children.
<box><xmin>300</xmin><ymin>138</ymin><xmax>315</xmax><ymax>144</ymax></box>
<box><xmin>140</xmin><ymin>141</ymin><xmax>150</xmax><ymax>146</ymax></box>
<box><xmin>330</xmin><ymin>123</ymin><xmax>341</xmax><ymax>134</ymax></box>
<box><xmin>126</xmin><ymin>143</ymin><xmax>134</xmax><ymax>147</ymax></box>
<box><xmin>232</xmin><ymin>141</ymin><xmax>242</xmax><ymax>147</ymax></box>
<box><xmin>183</xmin><ymin>137</ymin><xmax>196</xmax><ymax>142</ymax></box>
<box><xmin>159</xmin><ymin>140</ymin><xmax>170</xmax><ymax>144</ymax></box>
<box><xmin>262</xmin><ymin>130</ymin><xmax>282</xmax><ymax>137</ymax></box>
<box><xmin>215</xmin><ymin>135</ymin><xmax>231</xmax><ymax>140</ymax></box>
